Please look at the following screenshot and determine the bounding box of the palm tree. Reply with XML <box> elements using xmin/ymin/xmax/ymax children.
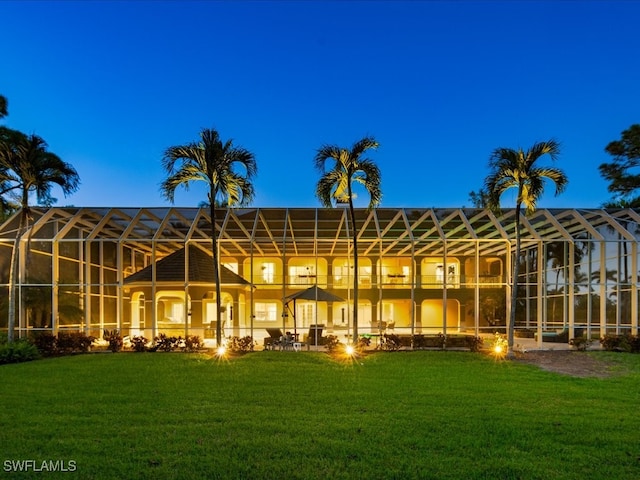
<box><xmin>484</xmin><ymin>140</ymin><xmax>567</xmax><ymax>357</ymax></box>
<box><xmin>161</xmin><ymin>128</ymin><xmax>257</xmax><ymax>347</ymax></box>
<box><xmin>0</xmin><ymin>129</ymin><xmax>80</xmax><ymax>341</ymax></box>
<box><xmin>314</xmin><ymin>136</ymin><xmax>382</xmax><ymax>341</ymax></box>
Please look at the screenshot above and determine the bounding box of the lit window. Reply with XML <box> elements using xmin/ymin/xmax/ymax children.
<box><xmin>261</xmin><ymin>263</ymin><xmax>275</xmax><ymax>283</ymax></box>
<box><xmin>255</xmin><ymin>302</ymin><xmax>277</xmax><ymax>322</ymax></box>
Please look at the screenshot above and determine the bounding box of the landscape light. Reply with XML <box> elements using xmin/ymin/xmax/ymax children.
<box><xmin>345</xmin><ymin>345</ymin><xmax>355</xmax><ymax>356</ymax></box>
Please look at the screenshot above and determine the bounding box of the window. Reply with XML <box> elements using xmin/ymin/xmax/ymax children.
<box><xmin>255</xmin><ymin>302</ymin><xmax>278</xmax><ymax>322</ymax></box>
<box><xmin>261</xmin><ymin>263</ymin><xmax>275</xmax><ymax>283</ymax></box>
<box><xmin>289</xmin><ymin>265</ymin><xmax>316</xmax><ymax>285</ymax></box>
<box><xmin>422</xmin><ymin>258</ymin><xmax>460</xmax><ymax>288</ymax></box>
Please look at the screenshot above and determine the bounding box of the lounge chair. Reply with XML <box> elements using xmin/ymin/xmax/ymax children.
<box><xmin>305</xmin><ymin>324</ymin><xmax>325</xmax><ymax>348</ymax></box>
<box><xmin>264</xmin><ymin>328</ymin><xmax>284</xmax><ymax>350</ymax></box>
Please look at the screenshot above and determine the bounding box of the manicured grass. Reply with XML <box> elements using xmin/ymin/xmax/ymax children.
<box><xmin>1</xmin><ymin>351</ymin><xmax>640</xmax><ymax>479</ymax></box>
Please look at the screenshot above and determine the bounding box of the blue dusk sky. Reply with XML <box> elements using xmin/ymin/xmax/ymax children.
<box><xmin>2</xmin><ymin>0</ymin><xmax>640</xmax><ymax>209</ymax></box>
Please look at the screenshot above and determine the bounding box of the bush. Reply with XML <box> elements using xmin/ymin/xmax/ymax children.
<box><xmin>183</xmin><ymin>335</ymin><xmax>204</xmax><ymax>352</ymax></box>
<box><xmin>464</xmin><ymin>335</ymin><xmax>484</xmax><ymax>352</ymax></box>
<box><xmin>600</xmin><ymin>333</ymin><xmax>640</xmax><ymax>353</ymax></box>
<box><xmin>130</xmin><ymin>336</ymin><xmax>149</xmax><ymax>352</ymax></box>
<box><xmin>32</xmin><ymin>332</ymin><xmax>57</xmax><ymax>356</ymax></box>
<box><xmin>0</xmin><ymin>339</ymin><xmax>40</xmax><ymax>364</ymax></box>
<box><xmin>412</xmin><ymin>334</ymin><xmax>445</xmax><ymax>349</ymax></box>
<box><xmin>381</xmin><ymin>334</ymin><xmax>402</xmax><ymax>351</ymax></box>
<box><xmin>226</xmin><ymin>336</ymin><xmax>254</xmax><ymax>353</ymax></box>
<box><xmin>323</xmin><ymin>335</ymin><xmax>341</xmax><ymax>353</ymax></box>
<box><xmin>151</xmin><ymin>334</ymin><xmax>180</xmax><ymax>352</ymax></box>
<box><xmin>56</xmin><ymin>332</ymin><xmax>95</xmax><ymax>354</ymax></box>
<box><xmin>569</xmin><ymin>336</ymin><xmax>592</xmax><ymax>351</ymax></box>
<box><xmin>355</xmin><ymin>336</ymin><xmax>371</xmax><ymax>352</ymax></box>
<box><xmin>103</xmin><ymin>329</ymin><xmax>123</xmax><ymax>353</ymax></box>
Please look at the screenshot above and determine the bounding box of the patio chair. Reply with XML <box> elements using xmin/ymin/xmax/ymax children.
<box><xmin>305</xmin><ymin>324</ymin><xmax>325</xmax><ymax>348</ymax></box>
<box><xmin>281</xmin><ymin>331</ymin><xmax>295</xmax><ymax>350</ymax></box>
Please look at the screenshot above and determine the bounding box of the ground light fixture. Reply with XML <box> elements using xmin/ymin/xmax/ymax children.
<box><xmin>491</xmin><ymin>332</ymin><xmax>508</xmax><ymax>359</ymax></box>
<box><xmin>345</xmin><ymin>344</ymin><xmax>355</xmax><ymax>356</ymax></box>
<box><xmin>216</xmin><ymin>345</ymin><xmax>227</xmax><ymax>357</ymax></box>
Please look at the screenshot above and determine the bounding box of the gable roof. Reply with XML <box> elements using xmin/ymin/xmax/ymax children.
<box><xmin>284</xmin><ymin>285</ymin><xmax>344</xmax><ymax>303</ymax></box>
<box><xmin>124</xmin><ymin>246</ymin><xmax>250</xmax><ymax>285</ymax></box>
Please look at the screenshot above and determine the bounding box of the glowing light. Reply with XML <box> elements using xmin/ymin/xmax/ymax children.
<box><xmin>345</xmin><ymin>345</ymin><xmax>355</xmax><ymax>356</ymax></box>
<box><xmin>216</xmin><ymin>345</ymin><xmax>227</xmax><ymax>357</ymax></box>
<box><xmin>491</xmin><ymin>332</ymin><xmax>508</xmax><ymax>359</ymax></box>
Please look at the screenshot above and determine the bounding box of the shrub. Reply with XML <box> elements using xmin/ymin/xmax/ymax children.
<box><xmin>56</xmin><ymin>332</ymin><xmax>95</xmax><ymax>354</ymax></box>
<box><xmin>355</xmin><ymin>336</ymin><xmax>371</xmax><ymax>352</ymax></box>
<box><xmin>32</xmin><ymin>332</ymin><xmax>57</xmax><ymax>356</ymax></box>
<box><xmin>226</xmin><ymin>336</ymin><xmax>254</xmax><ymax>353</ymax></box>
<box><xmin>629</xmin><ymin>335</ymin><xmax>640</xmax><ymax>353</ymax></box>
<box><xmin>0</xmin><ymin>339</ymin><xmax>40</xmax><ymax>364</ymax></box>
<box><xmin>569</xmin><ymin>336</ymin><xmax>592</xmax><ymax>352</ymax></box>
<box><xmin>600</xmin><ymin>333</ymin><xmax>640</xmax><ymax>353</ymax></box>
<box><xmin>465</xmin><ymin>335</ymin><xmax>484</xmax><ymax>352</ymax></box>
<box><xmin>323</xmin><ymin>335</ymin><xmax>341</xmax><ymax>353</ymax></box>
<box><xmin>103</xmin><ymin>329</ymin><xmax>123</xmax><ymax>353</ymax></box>
<box><xmin>130</xmin><ymin>336</ymin><xmax>149</xmax><ymax>352</ymax></box>
<box><xmin>152</xmin><ymin>334</ymin><xmax>180</xmax><ymax>352</ymax></box>
<box><xmin>381</xmin><ymin>334</ymin><xmax>402</xmax><ymax>351</ymax></box>
<box><xmin>412</xmin><ymin>334</ymin><xmax>445</xmax><ymax>349</ymax></box>
<box><xmin>183</xmin><ymin>335</ymin><xmax>204</xmax><ymax>352</ymax></box>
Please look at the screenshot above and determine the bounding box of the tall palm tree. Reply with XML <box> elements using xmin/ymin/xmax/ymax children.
<box><xmin>0</xmin><ymin>128</ymin><xmax>80</xmax><ymax>341</ymax></box>
<box><xmin>314</xmin><ymin>136</ymin><xmax>382</xmax><ymax>341</ymax></box>
<box><xmin>484</xmin><ymin>140</ymin><xmax>567</xmax><ymax>357</ymax></box>
<box><xmin>161</xmin><ymin>128</ymin><xmax>257</xmax><ymax>346</ymax></box>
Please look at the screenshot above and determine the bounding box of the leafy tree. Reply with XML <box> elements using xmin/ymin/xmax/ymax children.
<box><xmin>0</xmin><ymin>129</ymin><xmax>80</xmax><ymax>341</ymax></box>
<box><xmin>484</xmin><ymin>140</ymin><xmax>567</xmax><ymax>357</ymax></box>
<box><xmin>468</xmin><ymin>188</ymin><xmax>489</xmax><ymax>208</ymax></box>
<box><xmin>599</xmin><ymin>124</ymin><xmax>640</xmax><ymax>201</ymax></box>
<box><xmin>161</xmin><ymin>128</ymin><xmax>257</xmax><ymax>346</ymax></box>
<box><xmin>314</xmin><ymin>136</ymin><xmax>382</xmax><ymax>340</ymax></box>
<box><xmin>0</xmin><ymin>95</ymin><xmax>7</xmax><ymax>119</ymax></box>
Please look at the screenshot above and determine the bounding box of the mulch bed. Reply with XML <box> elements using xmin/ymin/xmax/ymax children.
<box><xmin>512</xmin><ymin>350</ymin><xmax>618</xmax><ymax>378</ymax></box>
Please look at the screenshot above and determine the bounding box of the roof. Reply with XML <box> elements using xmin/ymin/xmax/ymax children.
<box><xmin>284</xmin><ymin>285</ymin><xmax>344</xmax><ymax>303</ymax></box>
<box><xmin>124</xmin><ymin>245</ymin><xmax>251</xmax><ymax>285</ymax></box>
<box><xmin>2</xmin><ymin>207</ymin><xmax>639</xmax><ymax>259</ymax></box>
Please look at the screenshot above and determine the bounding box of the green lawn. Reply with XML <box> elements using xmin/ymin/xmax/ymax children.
<box><xmin>1</xmin><ymin>351</ymin><xmax>639</xmax><ymax>480</ymax></box>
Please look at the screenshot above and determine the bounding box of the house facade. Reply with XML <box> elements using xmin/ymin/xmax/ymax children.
<box><xmin>0</xmin><ymin>207</ymin><xmax>638</xmax><ymax>345</ymax></box>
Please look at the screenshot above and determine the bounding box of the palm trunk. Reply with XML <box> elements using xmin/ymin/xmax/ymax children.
<box><xmin>7</xmin><ymin>208</ymin><xmax>28</xmax><ymax>342</ymax></box>
<box><xmin>508</xmin><ymin>201</ymin><xmax>522</xmax><ymax>358</ymax></box>
<box><xmin>210</xmin><ymin>198</ymin><xmax>223</xmax><ymax>347</ymax></box>
<box><xmin>348</xmin><ymin>187</ymin><xmax>358</xmax><ymax>342</ymax></box>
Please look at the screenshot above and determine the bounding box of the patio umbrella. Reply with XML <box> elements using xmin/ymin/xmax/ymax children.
<box><xmin>284</xmin><ymin>285</ymin><xmax>344</xmax><ymax>336</ymax></box>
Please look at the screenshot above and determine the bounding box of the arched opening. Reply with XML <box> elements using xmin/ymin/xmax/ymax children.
<box><xmin>156</xmin><ymin>291</ymin><xmax>191</xmax><ymax>335</ymax></box>
<box><xmin>130</xmin><ymin>291</ymin><xmax>145</xmax><ymax>336</ymax></box>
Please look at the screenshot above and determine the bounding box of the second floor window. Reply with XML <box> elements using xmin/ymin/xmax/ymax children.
<box><xmin>261</xmin><ymin>263</ymin><xmax>275</xmax><ymax>283</ymax></box>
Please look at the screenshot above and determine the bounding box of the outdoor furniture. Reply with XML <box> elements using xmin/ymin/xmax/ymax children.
<box><xmin>264</xmin><ymin>328</ymin><xmax>284</xmax><ymax>350</ymax></box>
<box><xmin>535</xmin><ymin>328</ymin><xmax>584</xmax><ymax>343</ymax></box>
<box><xmin>305</xmin><ymin>324</ymin><xmax>325</xmax><ymax>348</ymax></box>
<box><xmin>281</xmin><ymin>331</ymin><xmax>295</xmax><ymax>350</ymax></box>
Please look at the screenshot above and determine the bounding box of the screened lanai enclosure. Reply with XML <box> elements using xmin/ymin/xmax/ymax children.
<box><xmin>0</xmin><ymin>207</ymin><xmax>638</xmax><ymax>345</ymax></box>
